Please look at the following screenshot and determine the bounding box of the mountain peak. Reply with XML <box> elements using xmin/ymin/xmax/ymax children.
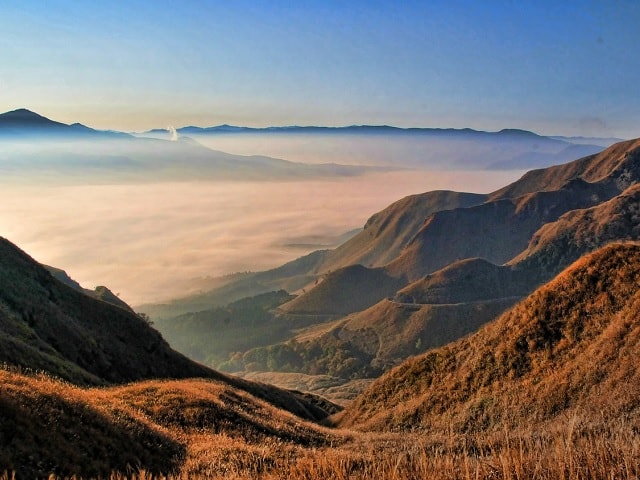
<box><xmin>496</xmin><ymin>128</ymin><xmax>541</xmax><ymax>137</ymax></box>
<box><xmin>0</xmin><ymin>108</ymin><xmax>68</xmax><ymax>129</ymax></box>
<box><xmin>1</xmin><ymin>108</ymin><xmax>53</xmax><ymax>122</ymax></box>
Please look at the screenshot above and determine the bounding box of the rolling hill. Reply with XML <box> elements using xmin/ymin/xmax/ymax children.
<box><xmin>338</xmin><ymin>243</ymin><xmax>640</xmax><ymax>433</ymax></box>
<box><xmin>147</xmin><ymin>137</ymin><xmax>640</xmax><ymax>388</ymax></box>
<box><xmin>0</xmin><ymin>236</ymin><xmax>338</xmax><ymax>425</ymax></box>
<box><xmin>3</xmin><ymin>244</ymin><xmax>639</xmax><ymax>479</ymax></box>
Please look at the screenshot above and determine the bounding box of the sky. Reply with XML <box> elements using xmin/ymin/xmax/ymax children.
<box><xmin>1</xmin><ymin>1</ymin><xmax>640</xmax><ymax>137</ymax></box>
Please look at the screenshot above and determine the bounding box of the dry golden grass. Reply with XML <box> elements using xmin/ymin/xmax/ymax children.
<box><xmin>3</xmin><ymin>244</ymin><xmax>640</xmax><ymax>479</ymax></box>
<box><xmin>339</xmin><ymin>244</ymin><xmax>640</xmax><ymax>433</ymax></box>
<box><xmin>3</xmin><ymin>417</ymin><xmax>637</xmax><ymax>479</ymax></box>
<box><xmin>2</xmin><ymin>363</ymin><xmax>639</xmax><ymax>479</ymax></box>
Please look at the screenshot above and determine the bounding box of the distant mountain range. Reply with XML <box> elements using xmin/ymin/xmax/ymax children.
<box><xmin>0</xmin><ymin>108</ymin><xmax>622</xmax><ymax>173</ymax></box>
<box><xmin>146</xmin><ymin>123</ymin><xmax>621</xmax><ymax>144</ymax></box>
<box><xmin>0</xmin><ymin>108</ymin><xmax>392</xmax><ymax>181</ymax></box>
<box><xmin>0</xmin><ymin>108</ymin><xmax>129</xmax><ymax>139</ymax></box>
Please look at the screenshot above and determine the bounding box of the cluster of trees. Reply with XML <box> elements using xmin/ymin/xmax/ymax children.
<box><xmin>154</xmin><ymin>290</ymin><xmax>296</xmax><ymax>367</ymax></box>
<box><xmin>217</xmin><ymin>337</ymin><xmax>381</xmax><ymax>379</ymax></box>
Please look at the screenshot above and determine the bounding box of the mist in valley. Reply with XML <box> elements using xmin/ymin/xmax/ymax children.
<box><xmin>0</xmin><ymin>167</ymin><xmax>522</xmax><ymax>306</ymax></box>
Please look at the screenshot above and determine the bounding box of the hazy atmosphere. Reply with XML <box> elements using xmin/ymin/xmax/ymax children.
<box><xmin>4</xmin><ymin>2</ymin><xmax>640</xmax><ymax>479</ymax></box>
<box><xmin>0</xmin><ymin>169</ymin><xmax>520</xmax><ymax>304</ymax></box>
<box><xmin>1</xmin><ymin>1</ymin><xmax>639</xmax><ymax>304</ymax></box>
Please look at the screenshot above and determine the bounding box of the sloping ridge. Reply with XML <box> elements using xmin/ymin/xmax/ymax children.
<box><xmin>394</xmin><ymin>257</ymin><xmax>529</xmax><ymax>304</ymax></box>
<box><xmin>488</xmin><ymin>138</ymin><xmax>640</xmax><ymax>200</ymax></box>
<box><xmin>511</xmin><ymin>183</ymin><xmax>640</xmax><ymax>281</ymax></box>
<box><xmin>0</xmin><ymin>236</ymin><xmax>338</xmax><ymax>422</ymax></box>
<box><xmin>318</xmin><ymin>190</ymin><xmax>487</xmax><ymax>270</ymax></box>
<box><xmin>0</xmin><ymin>236</ymin><xmax>216</xmax><ymax>385</ymax></box>
<box><xmin>288</xmin><ymin>139</ymin><xmax>640</xmax><ymax>315</ymax></box>
<box><xmin>387</xmin><ymin>175</ymin><xmax>620</xmax><ymax>281</ymax></box>
<box><xmin>338</xmin><ymin>243</ymin><xmax>640</xmax><ymax>432</ymax></box>
<box><xmin>0</xmin><ymin>108</ymin><xmax>68</xmax><ymax>129</ymax></box>
<box><xmin>279</xmin><ymin>264</ymin><xmax>405</xmax><ymax>316</ymax></box>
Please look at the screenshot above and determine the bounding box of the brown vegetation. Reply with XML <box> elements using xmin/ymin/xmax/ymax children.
<box><xmin>1</xmin><ymin>367</ymin><xmax>638</xmax><ymax>479</ymax></box>
<box><xmin>339</xmin><ymin>243</ymin><xmax>640</xmax><ymax>433</ymax></box>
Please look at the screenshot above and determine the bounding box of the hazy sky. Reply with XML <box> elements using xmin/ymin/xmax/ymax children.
<box><xmin>1</xmin><ymin>1</ymin><xmax>639</xmax><ymax>137</ymax></box>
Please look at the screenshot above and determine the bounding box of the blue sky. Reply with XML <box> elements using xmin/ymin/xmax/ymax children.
<box><xmin>1</xmin><ymin>0</ymin><xmax>639</xmax><ymax>137</ymax></box>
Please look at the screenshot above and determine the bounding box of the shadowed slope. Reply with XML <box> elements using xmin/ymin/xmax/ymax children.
<box><xmin>0</xmin><ymin>236</ymin><xmax>339</xmax><ymax>422</ymax></box>
<box><xmin>338</xmin><ymin>244</ymin><xmax>640</xmax><ymax>432</ymax></box>
<box><xmin>394</xmin><ymin>257</ymin><xmax>530</xmax><ymax>304</ymax></box>
<box><xmin>0</xmin><ymin>236</ymin><xmax>217</xmax><ymax>385</ymax></box>
<box><xmin>278</xmin><ymin>264</ymin><xmax>405</xmax><ymax>316</ymax></box>
<box><xmin>318</xmin><ymin>190</ymin><xmax>486</xmax><ymax>270</ymax></box>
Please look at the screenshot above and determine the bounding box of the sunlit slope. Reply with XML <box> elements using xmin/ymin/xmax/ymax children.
<box><xmin>339</xmin><ymin>244</ymin><xmax>640</xmax><ymax>432</ymax></box>
<box><xmin>0</xmin><ymin>369</ymin><xmax>336</xmax><ymax>479</ymax></box>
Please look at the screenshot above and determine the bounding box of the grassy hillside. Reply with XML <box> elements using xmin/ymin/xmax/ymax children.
<box><xmin>2</xmin><ymin>247</ymin><xmax>640</xmax><ymax>478</ymax></box>
<box><xmin>339</xmin><ymin>243</ymin><xmax>640</xmax><ymax>433</ymax></box>
<box><xmin>0</xmin><ymin>368</ymin><xmax>337</xmax><ymax>479</ymax></box>
<box><xmin>0</xmin><ymin>236</ymin><xmax>339</xmax><ymax>424</ymax></box>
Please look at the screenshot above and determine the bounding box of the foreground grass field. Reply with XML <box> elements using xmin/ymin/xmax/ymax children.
<box><xmin>1</xmin><ymin>367</ymin><xmax>639</xmax><ymax>479</ymax></box>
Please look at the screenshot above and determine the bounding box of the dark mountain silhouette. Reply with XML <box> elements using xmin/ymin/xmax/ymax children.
<box><xmin>0</xmin><ymin>108</ymin><xmax>129</xmax><ymax>139</ymax></box>
<box><xmin>45</xmin><ymin>265</ymin><xmax>134</xmax><ymax>311</ymax></box>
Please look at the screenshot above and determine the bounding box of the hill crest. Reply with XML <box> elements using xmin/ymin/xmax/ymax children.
<box><xmin>338</xmin><ymin>243</ymin><xmax>640</xmax><ymax>432</ymax></box>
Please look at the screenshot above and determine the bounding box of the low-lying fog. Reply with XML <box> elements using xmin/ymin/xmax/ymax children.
<box><xmin>0</xmin><ymin>169</ymin><xmax>521</xmax><ymax>306</ymax></box>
